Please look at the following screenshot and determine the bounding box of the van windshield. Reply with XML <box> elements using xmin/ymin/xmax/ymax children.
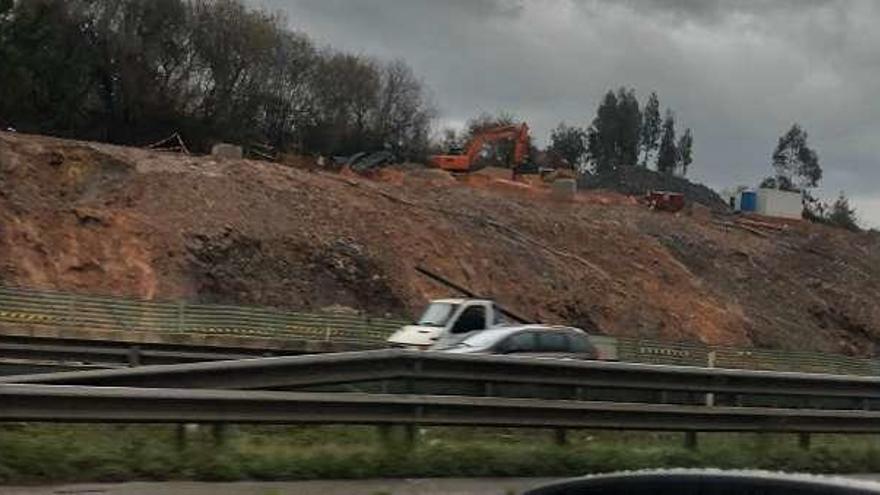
<box><xmin>416</xmin><ymin>302</ymin><xmax>458</xmax><ymax>327</ymax></box>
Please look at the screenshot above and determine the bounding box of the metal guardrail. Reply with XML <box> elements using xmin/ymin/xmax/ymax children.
<box><xmin>0</xmin><ymin>339</ymin><xmax>272</xmax><ymax>366</ymax></box>
<box><xmin>1</xmin><ymin>285</ymin><xmax>877</xmax><ymax>375</ymax></box>
<box><xmin>4</xmin><ymin>382</ymin><xmax>880</xmax><ymax>432</ymax></box>
<box><xmin>6</xmin><ymin>350</ymin><xmax>880</xmax><ymax>434</ymax></box>
<box><xmin>5</xmin><ymin>350</ymin><xmax>880</xmax><ymax>411</ymax></box>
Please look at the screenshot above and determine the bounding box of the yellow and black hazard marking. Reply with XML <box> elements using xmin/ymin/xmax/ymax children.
<box><xmin>0</xmin><ymin>309</ymin><xmax>391</xmax><ymax>343</ymax></box>
<box><xmin>188</xmin><ymin>325</ymin><xmax>363</xmax><ymax>339</ymax></box>
<box><xmin>638</xmin><ymin>346</ymin><xmax>692</xmax><ymax>358</ymax></box>
<box><xmin>0</xmin><ymin>310</ymin><xmax>60</xmax><ymax>323</ymax></box>
<box><xmin>187</xmin><ymin>326</ymin><xmax>286</xmax><ymax>337</ymax></box>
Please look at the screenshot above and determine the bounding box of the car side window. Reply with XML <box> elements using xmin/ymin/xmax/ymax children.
<box><xmin>499</xmin><ymin>332</ymin><xmax>537</xmax><ymax>352</ymax></box>
<box><xmin>536</xmin><ymin>332</ymin><xmax>568</xmax><ymax>352</ymax></box>
<box><xmin>451</xmin><ymin>305</ymin><xmax>486</xmax><ymax>334</ymax></box>
<box><xmin>568</xmin><ymin>333</ymin><xmax>590</xmax><ymax>352</ymax></box>
<box><xmin>492</xmin><ymin>306</ymin><xmax>504</xmax><ymax>326</ymax></box>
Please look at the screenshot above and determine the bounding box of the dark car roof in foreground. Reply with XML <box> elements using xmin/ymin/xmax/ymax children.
<box><xmin>526</xmin><ymin>469</ymin><xmax>880</xmax><ymax>495</ymax></box>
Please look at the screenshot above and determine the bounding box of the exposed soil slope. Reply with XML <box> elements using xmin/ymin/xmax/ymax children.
<box><xmin>2</xmin><ymin>132</ymin><xmax>879</xmax><ymax>355</ymax></box>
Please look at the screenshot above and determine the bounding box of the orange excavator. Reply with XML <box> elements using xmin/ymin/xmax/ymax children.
<box><xmin>429</xmin><ymin>123</ymin><xmax>532</xmax><ymax>173</ymax></box>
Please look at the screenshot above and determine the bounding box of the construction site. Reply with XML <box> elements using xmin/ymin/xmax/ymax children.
<box><xmin>8</xmin><ymin>0</ymin><xmax>880</xmax><ymax>490</ymax></box>
<box><xmin>2</xmin><ymin>130</ymin><xmax>879</xmax><ymax>357</ymax></box>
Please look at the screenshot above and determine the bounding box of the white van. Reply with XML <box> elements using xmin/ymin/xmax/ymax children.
<box><xmin>386</xmin><ymin>298</ymin><xmax>508</xmax><ymax>349</ymax></box>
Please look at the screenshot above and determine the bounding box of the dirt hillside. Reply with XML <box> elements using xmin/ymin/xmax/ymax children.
<box><xmin>2</xmin><ymin>132</ymin><xmax>879</xmax><ymax>355</ymax></box>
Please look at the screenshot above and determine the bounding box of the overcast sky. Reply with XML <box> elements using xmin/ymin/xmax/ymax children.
<box><xmin>249</xmin><ymin>0</ymin><xmax>879</xmax><ymax>227</ymax></box>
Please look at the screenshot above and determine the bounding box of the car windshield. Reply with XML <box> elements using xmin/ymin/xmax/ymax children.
<box><xmin>416</xmin><ymin>302</ymin><xmax>458</xmax><ymax>327</ymax></box>
<box><xmin>456</xmin><ymin>329</ymin><xmax>511</xmax><ymax>348</ymax></box>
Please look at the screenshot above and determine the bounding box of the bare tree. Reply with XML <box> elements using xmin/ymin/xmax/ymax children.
<box><xmin>465</xmin><ymin>111</ymin><xmax>517</xmax><ymax>139</ymax></box>
<box><xmin>255</xmin><ymin>30</ymin><xmax>318</xmax><ymax>151</ymax></box>
<box><xmin>0</xmin><ymin>0</ymin><xmax>435</xmax><ymax>156</ymax></box>
<box><xmin>374</xmin><ymin>59</ymin><xmax>435</xmax><ymax>159</ymax></box>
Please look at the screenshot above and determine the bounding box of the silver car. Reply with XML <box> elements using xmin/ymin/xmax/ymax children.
<box><xmin>433</xmin><ymin>325</ymin><xmax>597</xmax><ymax>359</ymax></box>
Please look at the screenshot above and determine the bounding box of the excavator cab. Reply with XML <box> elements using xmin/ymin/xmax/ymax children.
<box><xmin>446</xmin><ymin>143</ymin><xmax>465</xmax><ymax>155</ymax></box>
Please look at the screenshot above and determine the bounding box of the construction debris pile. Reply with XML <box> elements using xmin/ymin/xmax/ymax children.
<box><xmin>580</xmin><ymin>166</ymin><xmax>729</xmax><ymax>211</ymax></box>
<box><xmin>2</xmin><ymin>132</ymin><xmax>879</xmax><ymax>356</ymax></box>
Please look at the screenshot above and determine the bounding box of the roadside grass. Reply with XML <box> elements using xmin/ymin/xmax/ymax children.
<box><xmin>2</xmin><ymin>424</ymin><xmax>880</xmax><ymax>483</ymax></box>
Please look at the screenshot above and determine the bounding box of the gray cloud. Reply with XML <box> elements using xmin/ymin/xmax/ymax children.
<box><xmin>249</xmin><ymin>0</ymin><xmax>880</xmax><ymax>227</ymax></box>
<box><xmin>598</xmin><ymin>0</ymin><xmax>839</xmax><ymax>23</ymax></box>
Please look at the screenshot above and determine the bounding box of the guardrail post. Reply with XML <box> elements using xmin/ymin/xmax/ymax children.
<box><xmin>405</xmin><ymin>424</ymin><xmax>418</xmax><ymax>449</ymax></box>
<box><xmin>406</xmin><ymin>358</ymin><xmax>420</xmax><ymax>394</ymax></box>
<box><xmin>127</xmin><ymin>346</ymin><xmax>142</xmax><ymax>367</ymax></box>
<box><xmin>378</xmin><ymin>424</ymin><xmax>393</xmax><ymax>447</ymax></box>
<box><xmin>176</xmin><ymin>302</ymin><xmax>185</xmax><ymax>332</ymax></box>
<box><xmin>705</xmin><ymin>350</ymin><xmax>716</xmax><ymax>406</ymax></box>
<box><xmin>361</xmin><ymin>317</ymin><xmax>370</xmax><ymax>342</ymax></box>
<box><xmin>684</xmin><ymin>431</ymin><xmax>698</xmax><ymax>450</ymax></box>
<box><xmin>66</xmin><ymin>295</ymin><xmax>77</xmax><ymax>331</ymax></box>
<box><xmin>378</xmin><ymin>424</ymin><xmax>416</xmax><ymax>454</ymax></box>
<box><xmin>798</xmin><ymin>432</ymin><xmax>811</xmax><ymax>450</ymax></box>
<box><xmin>554</xmin><ymin>428</ymin><xmax>568</xmax><ymax>447</ymax></box>
<box><xmin>211</xmin><ymin>423</ymin><xmax>228</xmax><ymax>448</ymax></box>
<box><xmin>263</xmin><ymin>309</ymin><xmax>272</xmax><ymax>336</ymax></box>
<box><xmin>175</xmin><ymin>424</ymin><xmax>188</xmax><ymax>451</ymax></box>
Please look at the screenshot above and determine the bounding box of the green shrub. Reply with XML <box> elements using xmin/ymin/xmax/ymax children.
<box><xmin>0</xmin><ymin>462</ymin><xmax>16</xmax><ymax>483</ymax></box>
<box><xmin>190</xmin><ymin>452</ymin><xmax>245</xmax><ymax>481</ymax></box>
<box><xmin>3</xmin><ymin>425</ymin><xmax>880</xmax><ymax>483</ymax></box>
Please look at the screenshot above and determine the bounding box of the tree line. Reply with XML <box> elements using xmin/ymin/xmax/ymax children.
<box><xmin>544</xmin><ymin>87</ymin><xmax>860</xmax><ymax>231</ymax></box>
<box><xmin>762</xmin><ymin>123</ymin><xmax>859</xmax><ymax>231</ymax></box>
<box><xmin>0</xmin><ymin>0</ymin><xmax>435</xmax><ymax>158</ymax></box>
<box><xmin>547</xmin><ymin>88</ymin><xmax>693</xmax><ymax>177</ymax></box>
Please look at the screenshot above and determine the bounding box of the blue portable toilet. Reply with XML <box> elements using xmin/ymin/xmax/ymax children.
<box><xmin>740</xmin><ymin>191</ymin><xmax>757</xmax><ymax>212</ymax></box>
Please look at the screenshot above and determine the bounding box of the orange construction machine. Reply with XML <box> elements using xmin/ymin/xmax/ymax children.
<box><xmin>429</xmin><ymin>123</ymin><xmax>532</xmax><ymax>173</ymax></box>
